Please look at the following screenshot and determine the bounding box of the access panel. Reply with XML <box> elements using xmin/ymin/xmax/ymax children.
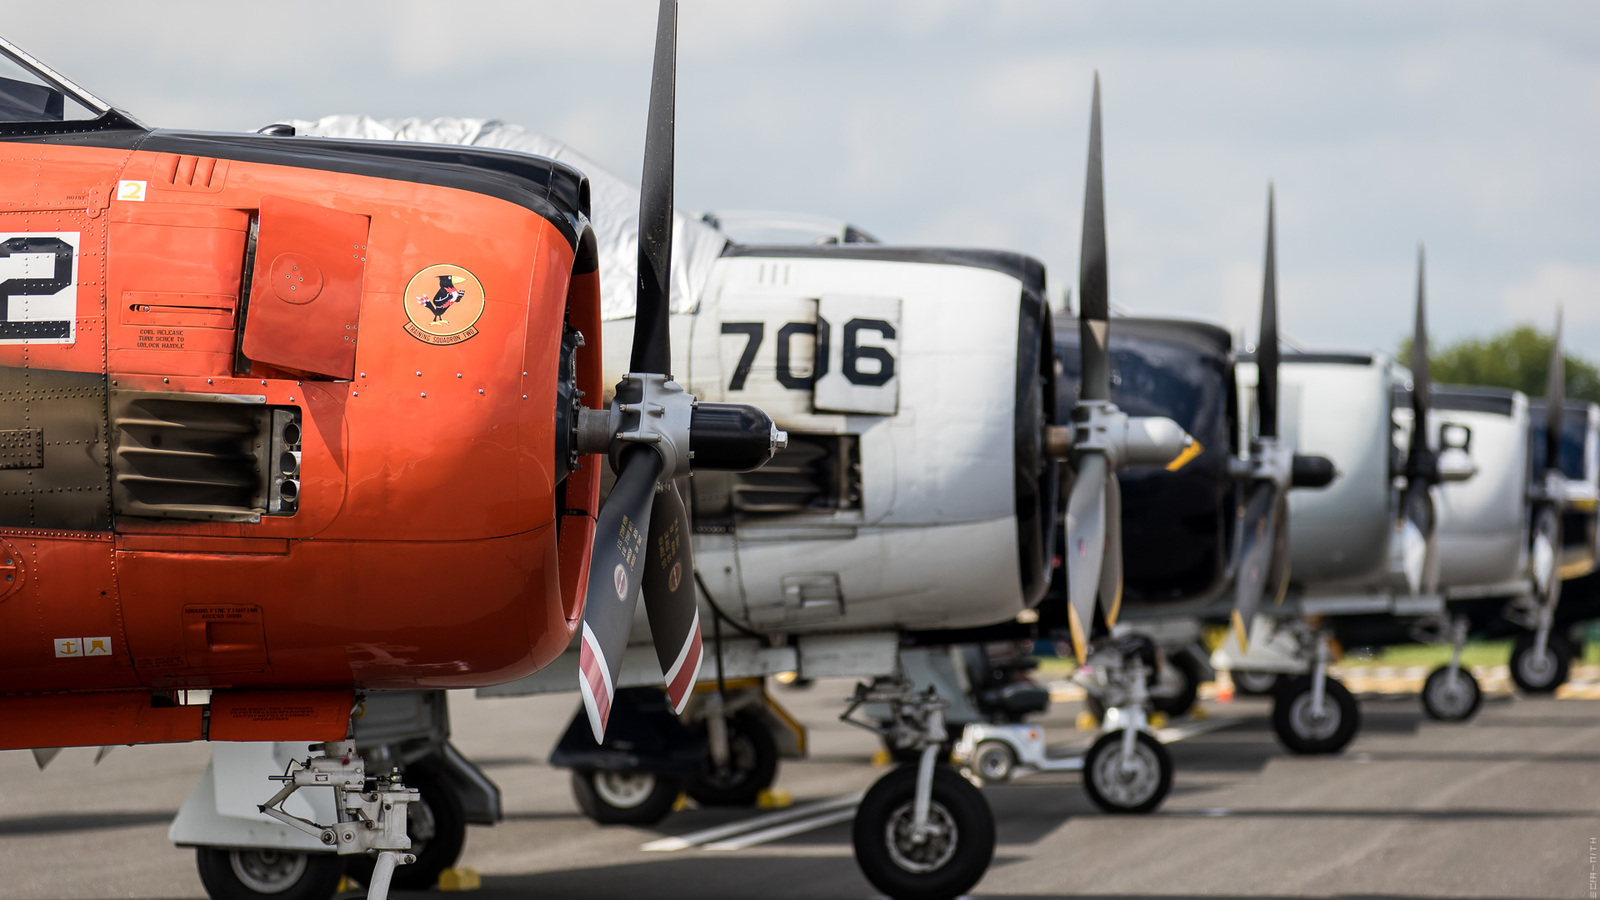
<box><xmin>240</xmin><ymin>196</ymin><xmax>369</xmax><ymax>379</ymax></box>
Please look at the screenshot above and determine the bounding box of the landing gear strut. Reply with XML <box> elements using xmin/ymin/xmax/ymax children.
<box><xmin>1421</xmin><ymin>615</ymin><xmax>1481</xmax><ymax>721</ymax></box>
<box><xmin>251</xmin><ymin>741</ymin><xmax>418</xmax><ymax>900</ymax></box>
<box><xmin>844</xmin><ymin>678</ymin><xmax>995</xmax><ymax>900</ymax></box>
<box><xmin>1271</xmin><ymin>627</ymin><xmax>1360</xmax><ymax>754</ymax></box>
<box><xmin>1079</xmin><ymin>643</ymin><xmax>1172</xmax><ymax>814</ymax></box>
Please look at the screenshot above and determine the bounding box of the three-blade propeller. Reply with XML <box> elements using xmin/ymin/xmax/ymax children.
<box><xmin>578</xmin><ymin>0</ymin><xmax>783</xmax><ymax>742</ymax></box>
<box><xmin>1061</xmin><ymin>75</ymin><xmax>1198</xmax><ymax>662</ymax></box>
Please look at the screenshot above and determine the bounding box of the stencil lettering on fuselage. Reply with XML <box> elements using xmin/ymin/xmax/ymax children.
<box><xmin>0</xmin><ymin>232</ymin><xmax>77</xmax><ymax>344</ymax></box>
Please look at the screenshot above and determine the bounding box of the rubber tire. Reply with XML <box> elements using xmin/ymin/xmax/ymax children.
<box><xmin>1272</xmin><ymin>676</ymin><xmax>1360</xmax><ymax>754</ymax></box>
<box><xmin>687</xmin><ymin>712</ymin><xmax>780</xmax><ymax>807</ymax></box>
<box><xmin>571</xmin><ymin>769</ymin><xmax>681</xmax><ymax>826</ymax></box>
<box><xmin>852</xmin><ymin>765</ymin><xmax>995</xmax><ymax>900</ymax></box>
<box><xmin>1150</xmin><ymin>653</ymin><xmax>1202</xmax><ymax>719</ymax></box>
<box><xmin>1421</xmin><ymin>667</ymin><xmax>1482</xmax><ymax>721</ymax></box>
<box><xmin>1081</xmin><ymin>730</ymin><xmax>1173</xmax><ymax>814</ymax></box>
<box><xmin>1510</xmin><ymin>632</ymin><xmax>1574</xmax><ymax>694</ymax></box>
<box><xmin>195</xmin><ymin>847</ymin><xmax>343</xmax><ymax>900</ymax></box>
<box><xmin>343</xmin><ymin>765</ymin><xmax>465</xmax><ymax>891</ymax></box>
<box><xmin>1232</xmin><ymin>670</ymin><xmax>1281</xmax><ymax>696</ymax></box>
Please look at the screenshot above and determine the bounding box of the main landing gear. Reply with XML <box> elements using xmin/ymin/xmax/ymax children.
<box><xmin>843</xmin><ymin>678</ymin><xmax>995</xmax><ymax>900</ymax></box>
<box><xmin>554</xmin><ymin>683</ymin><xmax>790</xmax><ymax>825</ymax></box>
<box><xmin>1078</xmin><ymin>638</ymin><xmax>1173</xmax><ymax>814</ymax></box>
<box><xmin>1271</xmin><ymin>626</ymin><xmax>1360</xmax><ymax>754</ymax></box>
<box><xmin>221</xmin><ymin>741</ymin><xmax>419</xmax><ymax>900</ymax></box>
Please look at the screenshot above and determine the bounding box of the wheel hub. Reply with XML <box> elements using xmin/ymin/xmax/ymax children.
<box><xmin>884</xmin><ymin>800</ymin><xmax>959</xmax><ymax>874</ymax></box>
<box><xmin>974</xmin><ymin>745</ymin><xmax>1013</xmax><ymax>782</ymax></box>
<box><xmin>1288</xmin><ymin>693</ymin><xmax>1342</xmax><ymax>740</ymax></box>
<box><xmin>1427</xmin><ymin>672</ymin><xmax>1474</xmax><ymax>718</ymax></box>
<box><xmin>229</xmin><ymin>849</ymin><xmax>308</xmax><ymax>894</ymax></box>
<box><xmin>1091</xmin><ymin>739</ymin><xmax>1161</xmax><ymax>807</ymax></box>
<box><xmin>593</xmin><ymin>771</ymin><xmax>657</xmax><ymax>809</ymax></box>
<box><xmin>1518</xmin><ymin>648</ymin><xmax>1557</xmax><ymax>685</ymax></box>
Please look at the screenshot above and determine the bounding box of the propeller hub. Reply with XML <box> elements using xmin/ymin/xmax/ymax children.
<box><xmin>610</xmin><ymin>372</ymin><xmax>695</xmax><ymax>483</ymax></box>
<box><xmin>1071</xmin><ymin>400</ymin><xmax>1195</xmax><ymax>469</ymax></box>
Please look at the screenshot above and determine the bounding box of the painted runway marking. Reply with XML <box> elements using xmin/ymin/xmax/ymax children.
<box><xmin>704</xmin><ymin>807</ymin><xmax>859</xmax><ymax>851</ymax></box>
<box><xmin>642</xmin><ymin>714</ymin><xmax>1247</xmax><ymax>853</ymax></box>
<box><xmin>641</xmin><ymin>793</ymin><xmax>862</xmax><ymax>852</ymax></box>
<box><xmin>1155</xmin><ymin>714</ymin><xmax>1247</xmax><ymax>743</ymax></box>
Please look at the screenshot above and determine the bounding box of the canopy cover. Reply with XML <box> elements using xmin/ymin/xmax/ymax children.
<box><xmin>289</xmin><ymin>115</ymin><xmax>727</xmax><ymax>321</ymax></box>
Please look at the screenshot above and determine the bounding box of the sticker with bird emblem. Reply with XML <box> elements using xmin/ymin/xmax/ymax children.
<box><xmin>402</xmin><ymin>264</ymin><xmax>485</xmax><ymax>345</ymax></box>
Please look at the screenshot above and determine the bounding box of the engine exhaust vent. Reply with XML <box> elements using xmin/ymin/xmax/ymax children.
<box><xmin>109</xmin><ymin>391</ymin><xmax>301</xmax><ymax>523</ymax></box>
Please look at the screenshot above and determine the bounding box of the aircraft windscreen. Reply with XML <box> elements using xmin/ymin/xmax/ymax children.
<box><xmin>0</xmin><ymin>43</ymin><xmax>102</xmax><ymax>123</ymax></box>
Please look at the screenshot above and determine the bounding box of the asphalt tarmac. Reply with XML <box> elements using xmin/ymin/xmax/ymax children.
<box><xmin>2</xmin><ymin>680</ymin><xmax>1598</xmax><ymax>900</ymax></box>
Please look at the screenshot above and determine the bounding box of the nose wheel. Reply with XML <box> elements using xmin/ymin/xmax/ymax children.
<box><xmin>1421</xmin><ymin>666</ymin><xmax>1482</xmax><ymax>721</ymax></box>
<box><xmin>852</xmin><ymin>765</ymin><xmax>995</xmax><ymax>900</ymax></box>
<box><xmin>1510</xmin><ymin>632</ymin><xmax>1574</xmax><ymax>694</ymax></box>
<box><xmin>1272</xmin><ymin>675</ymin><xmax>1360</xmax><ymax>754</ymax></box>
<box><xmin>1081</xmin><ymin>729</ymin><xmax>1172</xmax><ymax>814</ymax></box>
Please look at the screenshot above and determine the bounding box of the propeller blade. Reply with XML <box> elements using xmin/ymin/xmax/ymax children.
<box><xmin>1064</xmin><ymin>453</ymin><xmax>1108</xmax><ymax>663</ymax></box>
<box><xmin>1078</xmin><ymin>72</ymin><xmax>1110</xmax><ymax>403</ymax></box>
<box><xmin>1268</xmin><ymin>495</ymin><xmax>1292</xmax><ymax>606</ymax></box>
<box><xmin>641</xmin><ymin>482</ymin><xmax>702</xmax><ymax>714</ymax></box>
<box><xmin>1099</xmin><ymin>470</ymin><xmax>1124</xmax><ymax>627</ymax></box>
<box><xmin>577</xmin><ymin>447</ymin><xmax>664</xmax><ymax>742</ymax></box>
<box><xmin>1546</xmin><ymin>306</ymin><xmax>1565</xmax><ymax>477</ymax></box>
<box><xmin>629</xmin><ymin>0</ymin><xmax>678</xmax><ymax>376</ymax></box>
<box><xmin>1231</xmin><ymin>481</ymin><xmax>1280</xmax><ymax>650</ymax></box>
<box><xmin>1257</xmin><ymin>185</ymin><xmax>1279</xmax><ymax>439</ymax></box>
<box><xmin>1400</xmin><ymin>487</ymin><xmax>1434</xmax><ymax>596</ymax></box>
<box><xmin>31</xmin><ymin>747</ymin><xmax>61</xmax><ymax>770</ymax></box>
<box><xmin>1406</xmin><ymin>245</ymin><xmax>1430</xmax><ymax>475</ymax></box>
<box><xmin>93</xmin><ymin>745</ymin><xmax>114</xmax><ymax>765</ymax></box>
<box><xmin>1532</xmin><ymin>504</ymin><xmax>1564</xmax><ymax>608</ymax></box>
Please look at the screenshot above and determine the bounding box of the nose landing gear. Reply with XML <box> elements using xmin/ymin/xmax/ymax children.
<box><xmin>843</xmin><ymin>678</ymin><xmax>995</xmax><ymax>900</ymax></box>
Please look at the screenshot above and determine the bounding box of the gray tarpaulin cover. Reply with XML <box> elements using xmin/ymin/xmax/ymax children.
<box><xmin>288</xmin><ymin>115</ymin><xmax>726</xmax><ymax>321</ymax></box>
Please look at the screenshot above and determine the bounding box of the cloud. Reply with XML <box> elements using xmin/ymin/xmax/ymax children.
<box><xmin>9</xmin><ymin>0</ymin><xmax>1599</xmax><ymax>358</ymax></box>
<box><xmin>1504</xmin><ymin>262</ymin><xmax>1600</xmax><ymax>333</ymax></box>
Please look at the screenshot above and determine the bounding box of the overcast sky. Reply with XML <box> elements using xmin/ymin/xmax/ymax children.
<box><xmin>9</xmin><ymin>1</ymin><xmax>1598</xmax><ymax>357</ymax></box>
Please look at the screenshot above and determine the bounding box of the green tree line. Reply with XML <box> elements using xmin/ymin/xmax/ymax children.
<box><xmin>1400</xmin><ymin>325</ymin><xmax>1600</xmax><ymax>404</ymax></box>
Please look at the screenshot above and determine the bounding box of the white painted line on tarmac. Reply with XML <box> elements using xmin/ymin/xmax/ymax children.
<box><xmin>641</xmin><ymin>793</ymin><xmax>863</xmax><ymax>852</ymax></box>
<box><xmin>1154</xmin><ymin>714</ymin><xmax>1247</xmax><ymax>744</ymax></box>
<box><xmin>704</xmin><ymin>807</ymin><xmax>859</xmax><ymax>851</ymax></box>
<box><xmin>644</xmin><ymin>714</ymin><xmax>1246</xmax><ymax>853</ymax></box>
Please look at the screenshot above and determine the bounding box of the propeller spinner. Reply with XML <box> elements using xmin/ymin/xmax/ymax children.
<box><xmin>574</xmin><ymin>0</ymin><xmax>786</xmax><ymax>742</ymax></box>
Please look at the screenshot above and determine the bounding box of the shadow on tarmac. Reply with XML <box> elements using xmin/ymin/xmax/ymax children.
<box><xmin>0</xmin><ymin>810</ymin><xmax>175</xmax><ymax>836</ymax></box>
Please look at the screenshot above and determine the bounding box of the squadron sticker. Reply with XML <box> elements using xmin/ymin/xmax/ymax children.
<box><xmin>402</xmin><ymin>264</ymin><xmax>485</xmax><ymax>346</ymax></box>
